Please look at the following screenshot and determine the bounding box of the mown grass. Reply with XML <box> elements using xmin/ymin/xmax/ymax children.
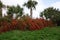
<box><xmin>0</xmin><ymin>27</ymin><xmax>60</xmax><ymax>40</ymax></box>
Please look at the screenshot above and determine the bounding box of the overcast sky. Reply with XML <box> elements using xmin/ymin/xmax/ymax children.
<box><xmin>1</xmin><ymin>0</ymin><xmax>60</xmax><ymax>18</ymax></box>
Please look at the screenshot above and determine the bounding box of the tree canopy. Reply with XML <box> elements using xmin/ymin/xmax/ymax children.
<box><xmin>40</xmin><ymin>7</ymin><xmax>60</xmax><ymax>25</ymax></box>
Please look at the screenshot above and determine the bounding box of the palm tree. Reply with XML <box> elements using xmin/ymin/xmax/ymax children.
<box><xmin>7</xmin><ymin>5</ymin><xmax>23</xmax><ymax>19</ymax></box>
<box><xmin>0</xmin><ymin>1</ymin><xmax>3</xmax><ymax>18</ymax></box>
<box><xmin>0</xmin><ymin>1</ymin><xmax>6</xmax><ymax>18</ymax></box>
<box><xmin>16</xmin><ymin>5</ymin><xmax>23</xmax><ymax>19</ymax></box>
<box><xmin>23</xmin><ymin>0</ymin><xmax>38</xmax><ymax>18</ymax></box>
<box><xmin>7</xmin><ymin>6</ymin><xmax>15</xmax><ymax>19</ymax></box>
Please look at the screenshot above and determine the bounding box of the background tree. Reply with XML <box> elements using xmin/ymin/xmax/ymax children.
<box><xmin>23</xmin><ymin>0</ymin><xmax>38</xmax><ymax>18</ymax></box>
<box><xmin>16</xmin><ymin>5</ymin><xmax>23</xmax><ymax>19</ymax></box>
<box><xmin>40</xmin><ymin>7</ymin><xmax>60</xmax><ymax>26</ymax></box>
<box><xmin>7</xmin><ymin>6</ymin><xmax>15</xmax><ymax>19</ymax></box>
<box><xmin>7</xmin><ymin>5</ymin><xmax>23</xmax><ymax>19</ymax></box>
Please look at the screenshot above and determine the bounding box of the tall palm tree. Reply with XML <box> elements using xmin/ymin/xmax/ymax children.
<box><xmin>0</xmin><ymin>1</ymin><xmax>6</xmax><ymax>18</ymax></box>
<box><xmin>0</xmin><ymin>1</ymin><xmax>3</xmax><ymax>18</ymax></box>
<box><xmin>23</xmin><ymin>0</ymin><xmax>38</xmax><ymax>18</ymax></box>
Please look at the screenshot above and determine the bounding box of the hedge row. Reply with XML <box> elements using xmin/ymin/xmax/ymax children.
<box><xmin>0</xmin><ymin>18</ymin><xmax>54</xmax><ymax>33</ymax></box>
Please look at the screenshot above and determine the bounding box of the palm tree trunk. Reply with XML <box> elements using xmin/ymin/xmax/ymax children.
<box><xmin>30</xmin><ymin>7</ymin><xmax>32</xmax><ymax>18</ymax></box>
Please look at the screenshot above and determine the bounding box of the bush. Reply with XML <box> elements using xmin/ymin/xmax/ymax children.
<box><xmin>0</xmin><ymin>17</ymin><xmax>54</xmax><ymax>33</ymax></box>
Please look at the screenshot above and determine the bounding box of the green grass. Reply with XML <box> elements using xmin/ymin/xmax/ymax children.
<box><xmin>0</xmin><ymin>27</ymin><xmax>60</xmax><ymax>40</ymax></box>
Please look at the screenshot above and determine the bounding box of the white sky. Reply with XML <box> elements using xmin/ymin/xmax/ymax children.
<box><xmin>1</xmin><ymin>0</ymin><xmax>60</xmax><ymax>18</ymax></box>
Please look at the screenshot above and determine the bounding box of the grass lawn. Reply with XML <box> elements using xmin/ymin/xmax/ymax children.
<box><xmin>0</xmin><ymin>27</ymin><xmax>60</xmax><ymax>40</ymax></box>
